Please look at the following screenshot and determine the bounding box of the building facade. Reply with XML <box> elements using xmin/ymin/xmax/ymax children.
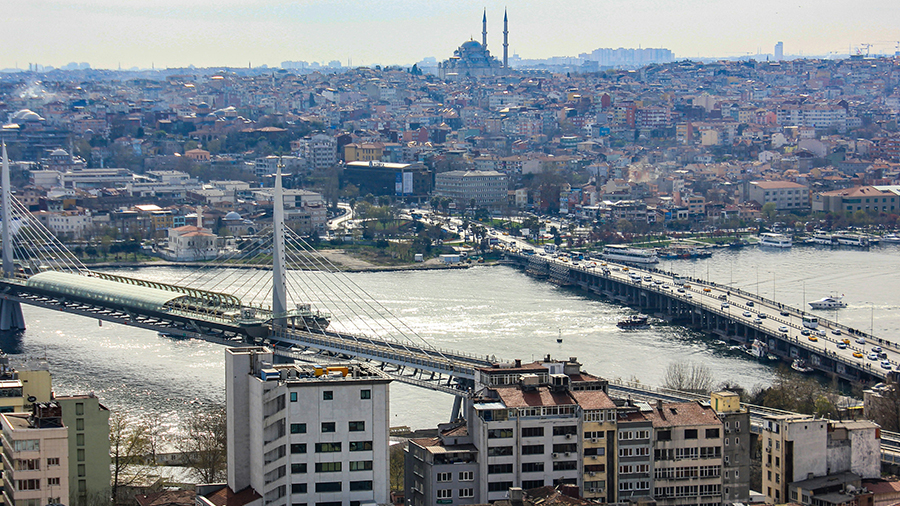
<box><xmin>55</xmin><ymin>394</ymin><xmax>110</xmax><ymax>506</ymax></box>
<box><xmin>434</xmin><ymin>170</ymin><xmax>509</xmax><ymax>210</ymax></box>
<box><xmin>1</xmin><ymin>404</ymin><xmax>70</xmax><ymax>506</ymax></box>
<box><xmin>749</xmin><ymin>180</ymin><xmax>810</xmax><ymax>211</ymax></box>
<box><xmin>226</xmin><ymin>347</ymin><xmax>392</xmax><ymax>506</ymax></box>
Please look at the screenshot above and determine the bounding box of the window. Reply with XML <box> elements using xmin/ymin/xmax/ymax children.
<box><xmin>522</xmin><ymin>427</ymin><xmax>544</xmax><ymax>438</ymax></box>
<box><xmin>705</xmin><ymin>428</ymin><xmax>720</xmax><ymax>438</ymax></box>
<box><xmin>522</xmin><ymin>462</ymin><xmax>544</xmax><ymax>473</ymax></box>
<box><xmin>522</xmin><ymin>480</ymin><xmax>544</xmax><ymax>489</ymax></box>
<box><xmin>488</xmin><ymin>482</ymin><xmax>514</xmax><ymax>492</ymax></box>
<box><xmin>349</xmin><ymin>421</ymin><xmax>365</xmax><ymax>432</ymax></box>
<box><xmin>48</xmin><ymin>478</ymin><xmax>60</xmax><ymax>486</ymax></box>
<box><xmin>291</xmin><ymin>483</ymin><xmax>307</xmax><ymax>494</ymax></box>
<box><xmin>291</xmin><ymin>463</ymin><xmax>307</xmax><ymax>474</ymax></box>
<box><xmin>315</xmin><ymin>482</ymin><xmax>341</xmax><ymax>493</ymax></box>
<box><xmin>437</xmin><ymin>472</ymin><xmax>452</xmax><ymax>482</ymax></box>
<box><xmin>521</xmin><ymin>444</ymin><xmax>544</xmax><ymax>455</ymax></box>
<box><xmin>291</xmin><ymin>443</ymin><xmax>307</xmax><ymax>454</ymax></box>
<box><xmin>488</xmin><ymin>428</ymin><xmax>513</xmax><ymax>438</ymax></box>
<box><xmin>13</xmin><ymin>440</ymin><xmax>39</xmax><ymax>452</ymax></box>
<box><xmin>360</xmin><ymin>389</ymin><xmax>371</xmax><ymax>399</ymax></box>
<box><xmin>77</xmin><ymin>464</ymin><xmax>86</xmax><ymax>477</ymax></box>
<box><xmin>684</xmin><ymin>429</ymin><xmax>698</xmax><ymax>439</ymax></box>
<box><xmin>76</xmin><ymin>434</ymin><xmax>85</xmax><ymax>446</ymax></box>
<box><xmin>315</xmin><ymin>442</ymin><xmax>341</xmax><ymax>453</ymax></box>
<box><xmin>350</xmin><ymin>461</ymin><xmax>373</xmax><ymax>471</ymax></box>
<box><xmin>47</xmin><ymin>458</ymin><xmax>59</xmax><ymax>467</ymax></box>
<box><xmin>459</xmin><ymin>488</ymin><xmax>474</xmax><ymax>498</ymax></box>
<box><xmin>553</xmin><ymin>461</ymin><xmax>577</xmax><ymax>471</ymax></box>
<box><xmin>488</xmin><ymin>464</ymin><xmax>513</xmax><ymax>474</ymax></box>
<box><xmin>290</xmin><ymin>392</ymin><xmax>297</xmax><ymax>402</ymax></box>
<box><xmin>291</xmin><ymin>423</ymin><xmax>306</xmax><ymax>434</ymax></box>
<box><xmin>16</xmin><ymin>479</ymin><xmax>41</xmax><ymax>491</ymax></box>
<box><xmin>315</xmin><ymin>462</ymin><xmax>342</xmax><ymax>473</ymax></box>
<box><xmin>553</xmin><ymin>425</ymin><xmax>577</xmax><ymax>436</ymax></box>
<box><xmin>76</xmin><ymin>419</ymin><xmax>84</xmax><ymax>431</ymax></box>
<box><xmin>657</xmin><ymin>430</ymin><xmax>672</xmax><ymax>441</ymax></box>
<box><xmin>459</xmin><ymin>471</ymin><xmax>474</xmax><ymax>481</ymax></box>
<box><xmin>487</xmin><ymin>446</ymin><xmax>513</xmax><ymax>457</ymax></box>
<box><xmin>75</xmin><ymin>402</ymin><xmax>84</xmax><ymax>415</ymax></box>
<box><xmin>321</xmin><ymin>422</ymin><xmax>336</xmax><ymax>433</ymax></box>
<box><xmin>350</xmin><ymin>481</ymin><xmax>372</xmax><ymax>491</ymax></box>
<box><xmin>323</xmin><ymin>391</ymin><xmax>333</xmax><ymax>401</ymax></box>
<box><xmin>77</xmin><ymin>449</ymin><xmax>85</xmax><ymax>462</ymax></box>
<box><xmin>349</xmin><ymin>441</ymin><xmax>372</xmax><ymax>451</ymax></box>
<box><xmin>436</xmin><ymin>490</ymin><xmax>452</xmax><ymax>499</ymax></box>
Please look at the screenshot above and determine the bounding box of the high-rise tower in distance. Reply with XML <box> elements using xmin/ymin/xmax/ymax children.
<box><xmin>775</xmin><ymin>41</ymin><xmax>784</xmax><ymax>61</ymax></box>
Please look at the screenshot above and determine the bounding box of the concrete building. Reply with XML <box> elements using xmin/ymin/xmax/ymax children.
<box><xmin>406</xmin><ymin>425</ymin><xmax>480</xmax><ymax>506</ymax></box>
<box><xmin>570</xmin><ymin>390</ymin><xmax>617</xmax><ymax>502</ymax></box>
<box><xmin>749</xmin><ymin>180</ymin><xmax>809</xmax><ymax>211</ymax></box>
<box><xmin>164</xmin><ymin>225</ymin><xmax>218</xmax><ymax>261</ymax></box>
<box><xmin>711</xmin><ymin>391</ymin><xmax>751</xmax><ymax>503</ymax></box>
<box><xmin>761</xmin><ymin>414</ymin><xmax>880</xmax><ymax>504</ymax></box>
<box><xmin>434</xmin><ymin>170</ymin><xmax>508</xmax><ymax>210</ymax></box>
<box><xmin>812</xmin><ymin>186</ymin><xmax>899</xmax><ymax>213</ymax></box>
<box><xmin>55</xmin><ymin>394</ymin><xmax>110</xmax><ymax>506</ymax></box>
<box><xmin>1</xmin><ymin>404</ymin><xmax>70</xmax><ymax>506</ymax></box>
<box><xmin>226</xmin><ymin>347</ymin><xmax>392</xmax><ymax>506</ymax></box>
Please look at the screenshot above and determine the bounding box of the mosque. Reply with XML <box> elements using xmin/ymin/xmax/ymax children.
<box><xmin>438</xmin><ymin>10</ymin><xmax>509</xmax><ymax>80</ymax></box>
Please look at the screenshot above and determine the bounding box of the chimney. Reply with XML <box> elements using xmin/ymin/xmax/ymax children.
<box><xmin>657</xmin><ymin>399</ymin><xmax>663</xmax><ymax>411</ymax></box>
<box><xmin>508</xmin><ymin>487</ymin><xmax>524</xmax><ymax>506</ymax></box>
<box><xmin>514</xmin><ymin>359</ymin><xmax>521</xmax><ymax>368</ymax></box>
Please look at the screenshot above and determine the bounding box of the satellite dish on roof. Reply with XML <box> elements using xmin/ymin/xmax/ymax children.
<box><xmin>27</xmin><ymin>396</ymin><xmax>37</xmax><ymax>403</ymax></box>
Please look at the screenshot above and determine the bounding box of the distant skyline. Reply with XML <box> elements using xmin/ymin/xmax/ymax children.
<box><xmin>6</xmin><ymin>0</ymin><xmax>900</xmax><ymax>70</ymax></box>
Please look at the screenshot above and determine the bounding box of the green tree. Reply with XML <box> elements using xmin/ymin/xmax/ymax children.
<box><xmin>175</xmin><ymin>405</ymin><xmax>228</xmax><ymax>483</ymax></box>
<box><xmin>390</xmin><ymin>443</ymin><xmax>405</xmax><ymax>491</ymax></box>
<box><xmin>110</xmin><ymin>413</ymin><xmax>153</xmax><ymax>505</ymax></box>
<box><xmin>761</xmin><ymin>202</ymin><xmax>777</xmax><ymax>221</ymax></box>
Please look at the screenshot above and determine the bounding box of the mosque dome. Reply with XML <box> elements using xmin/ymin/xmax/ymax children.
<box><xmin>224</xmin><ymin>211</ymin><xmax>242</xmax><ymax>221</ymax></box>
<box><xmin>11</xmin><ymin>109</ymin><xmax>43</xmax><ymax>122</ymax></box>
<box><xmin>460</xmin><ymin>40</ymin><xmax>483</xmax><ymax>51</ymax></box>
<box><xmin>50</xmin><ymin>148</ymin><xmax>68</xmax><ymax>157</ymax></box>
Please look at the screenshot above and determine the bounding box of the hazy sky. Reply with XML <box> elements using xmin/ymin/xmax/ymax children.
<box><xmin>6</xmin><ymin>0</ymin><xmax>900</xmax><ymax>70</ymax></box>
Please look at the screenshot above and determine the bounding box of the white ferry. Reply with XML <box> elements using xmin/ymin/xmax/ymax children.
<box><xmin>758</xmin><ymin>232</ymin><xmax>792</xmax><ymax>248</ymax></box>
<box><xmin>808</xmin><ymin>232</ymin><xmax>835</xmax><ymax>245</ymax></box>
<box><xmin>834</xmin><ymin>233</ymin><xmax>869</xmax><ymax>247</ymax></box>
<box><xmin>600</xmin><ymin>245</ymin><xmax>659</xmax><ymax>264</ymax></box>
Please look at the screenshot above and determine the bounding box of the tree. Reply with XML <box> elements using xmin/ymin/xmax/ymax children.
<box><xmin>389</xmin><ymin>442</ymin><xmax>405</xmax><ymax>491</ymax></box>
<box><xmin>175</xmin><ymin>405</ymin><xmax>228</xmax><ymax>483</ymax></box>
<box><xmin>662</xmin><ymin>362</ymin><xmax>714</xmax><ymax>393</ymax></box>
<box><xmin>761</xmin><ymin>202</ymin><xmax>777</xmax><ymax>221</ymax></box>
<box><xmin>110</xmin><ymin>413</ymin><xmax>153</xmax><ymax>505</ymax></box>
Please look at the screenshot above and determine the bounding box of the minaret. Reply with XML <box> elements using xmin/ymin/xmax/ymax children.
<box><xmin>482</xmin><ymin>9</ymin><xmax>487</xmax><ymax>48</ymax></box>
<box><xmin>503</xmin><ymin>9</ymin><xmax>509</xmax><ymax>68</ymax></box>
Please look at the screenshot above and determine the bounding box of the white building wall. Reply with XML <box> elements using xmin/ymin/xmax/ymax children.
<box><xmin>786</xmin><ymin>420</ymin><xmax>828</xmax><ymax>479</ymax></box>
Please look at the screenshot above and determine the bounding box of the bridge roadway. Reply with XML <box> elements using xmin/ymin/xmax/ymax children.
<box><xmin>503</xmin><ymin>248</ymin><xmax>898</xmax><ymax>383</ymax></box>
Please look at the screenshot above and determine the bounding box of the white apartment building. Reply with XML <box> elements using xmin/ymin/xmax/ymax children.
<box><xmin>434</xmin><ymin>170</ymin><xmax>508</xmax><ymax>210</ymax></box>
<box><xmin>1</xmin><ymin>404</ymin><xmax>70</xmax><ymax>506</ymax></box>
<box><xmin>749</xmin><ymin>181</ymin><xmax>809</xmax><ymax>211</ymax></box>
<box><xmin>226</xmin><ymin>347</ymin><xmax>391</xmax><ymax>506</ymax></box>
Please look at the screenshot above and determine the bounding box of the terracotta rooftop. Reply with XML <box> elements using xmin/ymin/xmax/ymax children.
<box><xmin>751</xmin><ymin>180</ymin><xmax>806</xmax><ymax>189</ymax></box>
<box><xmin>643</xmin><ymin>401</ymin><xmax>721</xmax><ymax>428</ymax></box>
<box><xmin>569</xmin><ymin>389</ymin><xmax>616</xmax><ymax>410</ymax></box>
<box><xmin>495</xmin><ymin>386</ymin><xmax>574</xmax><ymax>408</ymax></box>
<box><xmin>136</xmin><ymin>490</ymin><xmax>195</xmax><ymax>506</ymax></box>
<box><xmin>203</xmin><ymin>486</ymin><xmax>261</xmax><ymax>506</ymax></box>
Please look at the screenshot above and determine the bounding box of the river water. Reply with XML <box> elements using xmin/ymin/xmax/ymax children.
<box><xmin>2</xmin><ymin>243</ymin><xmax>898</xmax><ymax>434</ymax></box>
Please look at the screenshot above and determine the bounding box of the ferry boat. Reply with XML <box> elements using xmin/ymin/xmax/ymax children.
<box><xmin>834</xmin><ymin>233</ymin><xmax>869</xmax><ymax>247</ymax></box>
<box><xmin>600</xmin><ymin>245</ymin><xmax>659</xmax><ymax>264</ymax></box>
<box><xmin>791</xmin><ymin>359</ymin><xmax>814</xmax><ymax>373</ymax></box>
<box><xmin>617</xmin><ymin>315</ymin><xmax>650</xmax><ymax>329</ymax></box>
<box><xmin>758</xmin><ymin>232</ymin><xmax>792</xmax><ymax>248</ymax></box>
<box><xmin>881</xmin><ymin>234</ymin><xmax>900</xmax><ymax>244</ymax></box>
<box><xmin>658</xmin><ymin>247</ymin><xmax>713</xmax><ymax>260</ymax></box>
<box><xmin>808</xmin><ymin>294</ymin><xmax>847</xmax><ymax>310</ymax></box>
<box><xmin>808</xmin><ymin>232</ymin><xmax>836</xmax><ymax>245</ymax></box>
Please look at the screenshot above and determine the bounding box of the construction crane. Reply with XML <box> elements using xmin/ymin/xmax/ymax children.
<box><xmin>860</xmin><ymin>43</ymin><xmax>872</xmax><ymax>57</ymax></box>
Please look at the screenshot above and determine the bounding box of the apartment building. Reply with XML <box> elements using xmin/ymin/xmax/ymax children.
<box><xmin>226</xmin><ymin>347</ymin><xmax>392</xmax><ymax>506</ymax></box>
<box><xmin>1</xmin><ymin>404</ymin><xmax>70</xmax><ymax>506</ymax></box>
<box><xmin>645</xmin><ymin>401</ymin><xmax>723</xmax><ymax>506</ymax></box>
<box><xmin>749</xmin><ymin>180</ymin><xmax>809</xmax><ymax>211</ymax></box>
<box><xmin>616</xmin><ymin>409</ymin><xmax>653</xmax><ymax>502</ymax></box>
<box><xmin>434</xmin><ymin>170</ymin><xmax>509</xmax><ymax>210</ymax></box>
<box><xmin>54</xmin><ymin>394</ymin><xmax>110</xmax><ymax>506</ymax></box>
<box><xmin>570</xmin><ymin>388</ymin><xmax>617</xmax><ymax>502</ymax></box>
<box><xmin>406</xmin><ymin>424</ymin><xmax>479</xmax><ymax>506</ymax></box>
<box><xmin>711</xmin><ymin>391</ymin><xmax>751</xmax><ymax>503</ymax></box>
<box><xmin>761</xmin><ymin>415</ymin><xmax>880</xmax><ymax>505</ymax></box>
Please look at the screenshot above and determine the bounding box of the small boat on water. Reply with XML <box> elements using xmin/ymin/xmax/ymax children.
<box><xmin>617</xmin><ymin>315</ymin><xmax>650</xmax><ymax>329</ymax></box>
<box><xmin>792</xmin><ymin>359</ymin><xmax>814</xmax><ymax>373</ymax></box>
<box><xmin>809</xmin><ymin>294</ymin><xmax>847</xmax><ymax>310</ymax></box>
<box><xmin>758</xmin><ymin>232</ymin><xmax>792</xmax><ymax>248</ymax></box>
<box><xmin>881</xmin><ymin>234</ymin><xmax>900</xmax><ymax>244</ymax></box>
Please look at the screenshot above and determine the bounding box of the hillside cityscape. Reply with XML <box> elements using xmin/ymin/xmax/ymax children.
<box><xmin>2</xmin><ymin>9</ymin><xmax>900</xmax><ymax>506</ymax></box>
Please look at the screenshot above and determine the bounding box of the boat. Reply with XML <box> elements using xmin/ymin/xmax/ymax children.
<box><xmin>658</xmin><ymin>246</ymin><xmax>713</xmax><ymax>260</ymax></box>
<box><xmin>745</xmin><ymin>339</ymin><xmax>769</xmax><ymax>359</ymax></box>
<box><xmin>758</xmin><ymin>232</ymin><xmax>792</xmax><ymax>248</ymax></box>
<box><xmin>600</xmin><ymin>245</ymin><xmax>659</xmax><ymax>264</ymax></box>
<box><xmin>791</xmin><ymin>359</ymin><xmax>814</xmax><ymax>373</ymax></box>
<box><xmin>834</xmin><ymin>233</ymin><xmax>869</xmax><ymax>247</ymax></box>
<box><xmin>808</xmin><ymin>232</ymin><xmax>836</xmax><ymax>245</ymax></box>
<box><xmin>617</xmin><ymin>315</ymin><xmax>650</xmax><ymax>329</ymax></box>
<box><xmin>881</xmin><ymin>234</ymin><xmax>900</xmax><ymax>244</ymax></box>
<box><xmin>808</xmin><ymin>294</ymin><xmax>847</xmax><ymax>310</ymax></box>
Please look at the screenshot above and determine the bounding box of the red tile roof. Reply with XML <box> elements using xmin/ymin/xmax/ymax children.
<box><xmin>495</xmin><ymin>386</ymin><xmax>575</xmax><ymax>408</ymax></box>
<box><xmin>569</xmin><ymin>389</ymin><xmax>616</xmax><ymax>410</ymax></box>
<box><xmin>643</xmin><ymin>401</ymin><xmax>721</xmax><ymax>428</ymax></box>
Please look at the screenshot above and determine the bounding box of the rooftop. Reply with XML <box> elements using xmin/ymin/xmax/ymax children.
<box><xmin>643</xmin><ymin>401</ymin><xmax>721</xmax><ymax>428</ymax></box>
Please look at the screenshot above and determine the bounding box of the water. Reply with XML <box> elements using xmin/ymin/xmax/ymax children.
<box><xmin>3</xmin><ymin>243</ymin><xmax>899</xmax><ymax>432</ymax></box>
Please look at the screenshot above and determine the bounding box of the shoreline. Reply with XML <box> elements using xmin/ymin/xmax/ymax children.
<box><xmin>79</xmin><ymin>258</ymin><xmax>496</xmax><ymax>273</ymax></box>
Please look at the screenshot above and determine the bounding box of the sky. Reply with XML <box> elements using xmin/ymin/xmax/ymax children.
<box><xmin>5</xmin><ymin>0</ymin><xmax>900</xmax><ymax>70</ymax></box>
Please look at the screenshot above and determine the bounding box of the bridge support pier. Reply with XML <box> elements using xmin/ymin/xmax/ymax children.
<box><xmin>450</xmin><ymin>395</ymin><xmax>462</xmax><ymax>422</ymax></box>
<box><xmin>0</xmin><ymin>298</ymin><xmax>23</xmax><ymax>331</ymax></box>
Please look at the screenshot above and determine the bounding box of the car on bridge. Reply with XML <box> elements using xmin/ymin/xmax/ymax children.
<box><xmin>833</xmin><ymin>329</ymin><xmax>842</xmax><ymax>335</ymax></box>
<box><xmin>758</xmin><ymin>313</ymin><xmax>767</xmax><ymax>319</ymax></box>
<box><xmin>779</xmin><ymin>325</ymin><xmax>789</xmax><ymax>333</ymax></box>
<box><xmin>801</xmin><ymin>329</ymin><xmax>811</xmax><ymax>336</ymax></box>
<box><xmin>780</xmin><ymin>310</ymin><xmax>790</xmax><ymax>316</ymax></box>
<box><xmin>808</xmin><ymin>335</ymin><xmax>818</xmax><ymax>342</ymax></box>
<box><xmin>721</xmin><ymin>302</ymin><xmax>730</xmax><ymax>309</ymax></box>
<box><xmin>837</xmin><ymin>342</ymin><xmax>848</xmax><ymax>349</ymax></box>
<box><xmin>868</xmin><ymin>353</ymin><xmax>879</xmax><ymax>361</ymax></box>
<box><xmin>882</xmin><ymin>360</ymin><xmax>893</xmax><ymax>370</ymax></box>
<box><xmin>853</xmin><ymin>351</ymin><xmax>864</xmax><ymax>358</ymax></box>
<box><xmin>747</xmin><ymin>301</ymin><xmax>754</xmax><ymax>307</ymax></box>
<box><xmin>754</xmin><ymin>318</ymin><xmax>762</xmax><ymax>324</ymax></box>
<box><xmin>743</xmin><ymin>311</ymin><xmax>752</xmax><ymax>317</ymax></box>
<box><xmin>872</xmin><ymin>346</ymin><xmax>883</xmax><ymax>353</ymax></box>
<box><xmin>857</xmin><ymin>337</ymin><xmax>866</xmax><ymax>344</ymax></box>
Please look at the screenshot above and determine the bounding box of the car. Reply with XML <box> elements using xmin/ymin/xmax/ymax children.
<box><xmin>721</xmin><ymin>303</ymin><xmax>730</xmax><ymax>309</ymax></box>
<box><xmin>801</xmin><ymin>329</ymin><xmax>811</xmax><ymax>336</ymax></box>
<box><xmin>779</xmin><ymin>326</ymin><xmax>789</xmax><ymax>333</ymax></box>
<box><xmin>808</xmin><ymin>336</ymin><xmax>818</xmax><ymax>342</ymax></box>
<box><xmin>754</xmin><ymin>318</ymin><xmax>762</xmax><ymax>324</ymax></box>
<box><xmin>677</xmin><ymin>288</ymin><xmax>685</xmax><ymax>293</ymax></box>
<box><xmin>703</xmin><ymin>288</ymin><xmax>712</xmax><ymax>293</ymax></box>
<box><xmin>653</xmin><ymin>279</ymin><xmax>663</xmax><ymax>285</ymax></box>
<box><xmin>684</xmin><ymin>294</ymin><xmax>692</xmax><ymax>299</ymax></box>
<box><xmin>643</xmin><ymin>276</ymin><xmax>652</xmax><ymax>282</ymax></box>
<box><xmin>882</xmin><ymin>360</ymin><xmax>893</xmax><ymax>370</ymax></box>
<box><xmin>758</xmin><ymin>313</ymin><xmax>767</xmax><ymax>319</ymax></box>
<box><xmin>872</xmin><ymin>346</ymin><xmax>883</xmax><ymax>353</ymax></box>
<box><xmin>868</xmin><ymin>353</ymin><xmax>879</xmax><ymax>361</ymax></box>
<box><xmin>832</xmin><ymin>329</ymin><xmax>842</xmax><ymax>335</ymax></box>
<box><xmin>718</xmin><ymin>294</ymin><xmax>727</xmax><ymax>300</ymax></box>
<box><xmin>837</xmin><ymin>342</ymin><xmax>848</xmax><ymax>349</ymax></box>
<box><xmin>743</xmin><ymin>311</ymin><xmax>752</xmax><ymax>317</ymax></box>
<box><xmin>817</xmin><ymin>330</ymin><xmax>826</xmax><ymax>337</ymax></box>
<box><xmin>746</xmin><ymin>301</ymin><xmax>754</xmax><ymax>307</ymax></box>
<box><xmin>842</xmin><ymin>338</ymin><xmax>850</xmax><ymax>345</ymax></box>
<box><xmin>661</xmin><ymin>284</ymin><xmax>671</xmax><ymax>290</ymax></box>
<box><xmin>880</xmin><ymin>352</ymin><xmax>889</xmax><ymax>359</ymax></box>
<box><xmin>856</xmin><ymin>337</ymin><xmax>866</xmax><ymax>345</ymax></box>
<box><xmin>853</xmin><ymin>351</ymin><xmax>864</xmax><ymax>358</ymax></box>
<box><xmin>780</xmin><ymin>311</ymin><xmax>790</xmax><ymax>316</ymax></box>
